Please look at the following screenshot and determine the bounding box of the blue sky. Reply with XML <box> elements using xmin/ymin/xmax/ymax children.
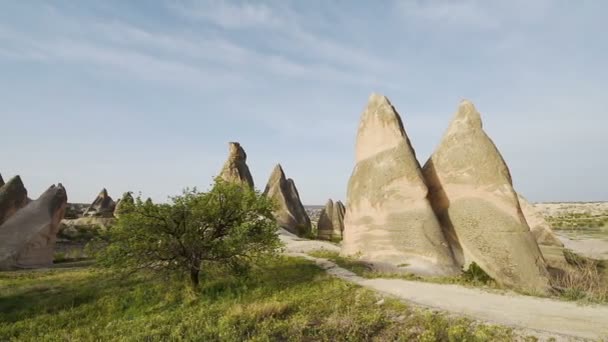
<box><xmin>1</xmin><ymin>0</ymin><xmax>606</xmax><ymax>204</ymax></box>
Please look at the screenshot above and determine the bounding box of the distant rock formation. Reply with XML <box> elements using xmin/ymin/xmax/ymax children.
<box><xmin>342</xmin><ymin>94</ymin><xmax>458</xmax><ymax>276</ymax></box>
<box><xmin>263</xmin><ymin>164</ymin><xmax>311</xmax><ymax>236</ymax></box>
<box><xmin>218</xmin><ymin>142</ymin><xmax>254</xmax><ymax>189</ymax></box>
<box><xmin>317</xmin><ymin>199</ymin><xmax>345</xmax><ymax>241</ymax></box>
<box><xmin>0</xmin><ymin>173</ymin><xmax>4</xmax><ymax>187</ymax></box>
<box><xmin>422</xmin><ymin>100</ymin><xmax>549</xmax><ymax>291</ymax></box>
<box><xmin>0</xmin><ymin>184</ymin><xmax>67</xmax><ymax>270</ymax></box>
<box><xmin>0</xmin><ymin>175</ymin><xmax>29</xmax><ymax>226</ymax></box>
<box><xmin>114</xmin><ymin>192</ymin><xmax>134</xmax><ymax>218</ymax></box>
<box><xmin>64</xmin><ymin>203</ymin><xmax>89</xmax><ymax>219</ymax></box>
<box><xmin>518</xmin><ymin>194</ymin><xmax>568</xmax><ymax>269</ymax></box>
<box><xmin>83</xmin><ymin>188</ymin><xmax>116</xmax><ymax>218</ymax></box>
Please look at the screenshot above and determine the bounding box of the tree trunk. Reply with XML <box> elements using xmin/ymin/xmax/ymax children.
<box><xmin>190</xmin><ymin>266</ymin><xmax>200</xmax><ymax>288</ymax></box>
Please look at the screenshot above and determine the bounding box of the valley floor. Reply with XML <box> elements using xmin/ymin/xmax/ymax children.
<box><xmin>280</xmin><ymin>231</ymin><xmax>608</xmax><ymax>341</ymax></box>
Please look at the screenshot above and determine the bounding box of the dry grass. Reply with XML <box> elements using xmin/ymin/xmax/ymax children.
<box><xmin>550</xmin><ymin>251</ymin><xmax>608</xmax><ymax>303</ymax></box>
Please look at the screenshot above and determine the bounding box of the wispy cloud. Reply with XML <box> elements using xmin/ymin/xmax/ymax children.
<box><xmin>170</xmin><ymin>0</ymin><xmax>284</xmax><ymax>29</ymax></box>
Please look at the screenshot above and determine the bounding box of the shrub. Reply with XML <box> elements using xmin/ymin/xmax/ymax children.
<box><xmin>96</xmin><ymin>180</ymin><xmax>281</xmax><ymax>288</ymax></box>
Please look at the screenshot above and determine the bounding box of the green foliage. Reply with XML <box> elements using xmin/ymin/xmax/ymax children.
<box><xmin>0</xmin><ymin>257</ymin><xmax>516</xmax><ymax>341</ymax></box>
<box><xmin>547</xmin><ymin>211</ymin><xmax>608</xmax><ymax>230</ymax></box>
<box><xmin>96</xmin><ymin>180</ymin><xmax>281</xmax><ymax>287</ymax></box>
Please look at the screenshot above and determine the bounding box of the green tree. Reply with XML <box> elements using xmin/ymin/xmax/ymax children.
<box><xmin>97</xmin><ymin>180</ymin><xmax>281</xmax><ymax>288</ymax></box>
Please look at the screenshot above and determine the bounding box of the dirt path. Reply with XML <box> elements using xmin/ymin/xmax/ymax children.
<box><xmin>279</xmin><ymin>230</ymin><xmax>608</xmax><ymax>341</ymax></box>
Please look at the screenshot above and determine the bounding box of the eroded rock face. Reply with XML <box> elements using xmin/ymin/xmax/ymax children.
<box><xmin>517</xmin><ymin>194</ymin><xmax>563</xmax><ymax>247</ymax></box>
<box><xmin>218</xmin><ymin>142</ymin><xmax>254</xmax><ymax>189</ymax></box>
<box><xmin>0</xmin><ymin>184</ymin><xmax>67</xmax><ymax>270</ymax></box>
<box><xmin>114</xmin><ymin>192</ymin><xmax>134</xmax><ymax>218</ymax></box>
<box><xmin>342</xmin><ymin>93</ymin><xmax>458</xmax><ymax>276</ymax></box>
<box><xmin>83</xmin><ymin>188</ymin><xmax>116</xmax><ymax>218</ymax></box>
<box><xmin>317</xmin><ymin>199</ymin><xmax>346</xmax><ymax>241</ymax></box>
<box><xmin>0</xmin><ymin>175</ymin><xmax>29</xmax><ymax>226</ymax></box>
<box><xmin>422</xmin><ymin>100</ymin><xmax>549</xmax><ymax>291</ymax></box>
<box><xmin>517</xmin><ymin>194</ymin><xmax>568</xmax><ymax>269</ymax></box>
<box><xmin>263</xmin><ymin>164</ymin><xmax>311</xmax><ymax>236</ymax></box>
<box><xmin>0</xmin><ymin>173</ymin><xmax>4</xmax><ymax>187</ymax></box>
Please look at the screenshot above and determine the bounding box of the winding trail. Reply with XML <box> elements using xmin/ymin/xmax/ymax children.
<box><xmin>279</xmin><ymin>230</ymin><xmax>608</xmax><ymax>341</ymax></box>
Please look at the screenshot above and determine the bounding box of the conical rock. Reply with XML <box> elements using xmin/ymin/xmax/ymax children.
<box><xmin>317</xmin><ymin>199</ymin><xmax>345</xmax><ymax>241</ymax></box>
<box><xmin>263</xmin><ymin>164</ymin><xmax>311</xmax><ymax>236</ymax></box>
<box><xmin>422</xmin><ymin>100</ymin><xmax>549</xmax><ymax>292</ymax></box>
<box><xmin>0</xmin><ymin>176</ymin><xmax>29</xmax><ymax>226</ymax></box>
<box><xmin>218</xmin><ymin>142</ymin><xmax>254</xmax><ymax>189</ymax></box>
<box><xmin>114</xmin><ymin>192</ymin><xmax>134</xmax><ymax>218</ymax></box>
<box><xmin>342</xmin><ymin>93</ymin><xmax>458</xmax><ymax>276</ymax></box>
<box><xmin>0</xmin><ymin>183</ymin><xmax>67</xmax><ymax>270</ymax></box>
<box><xmin>83</xmin><ymin>188</ymin><xmax>116</xmax><ymax>218</ymax></box>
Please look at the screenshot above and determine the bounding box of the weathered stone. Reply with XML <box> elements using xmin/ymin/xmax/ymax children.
<box><xmin>517</xmin><ymin>194</ymin><xmax>568</xmax><ymax>269</ymax></box>
<box><xmin>114</xmin><ymin>192</ymin><xmax>134</xmax><ymax>218</ymax></box>
<box><xmin>218</xmin><ymin>142</ymin><xmax>254</xmax><ymax>189</ymax></box>
<box><xmin>83</xmin><ymin>188</ymin><xmax>116</xmax><ymax>218</ymax></box>
<box><xmin>422</xmin><ymin>100</ymin><xmax>549</xmax><ymax>291</ymax></box>
<box><xmin>0</xmin><ymin>175</ymin><xmax>29</xmax><ymax>226</ymax></box>
<box><xmin>0</xmin><ymin>184</ymin><xmax>68</xmax><ymax>270</ymax></box>
<box><xmin>342</xmin><ymin>93</ymin><xmax>458</xmax><ymax>276</ymax></box>
<box><xmin>517</xmin><ymin>194</ymin><xmax>563</xmax><ymax>247</ymax></box>
<box><xmin>317</xmin><ymin>199</ymin><xmax>346</xmax><ymax>241</ymax></box>
<box><xmin>263</xmin><ymin>164</ymin><xmax>311</xmax><ymax>236</ymax></box>
<box><xmin>0</xmin><ymin>173</ymin><xmax>4</xmax><ymax>188</ymax></box>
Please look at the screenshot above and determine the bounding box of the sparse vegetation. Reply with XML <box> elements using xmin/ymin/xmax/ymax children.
<box><xmin>547</xmin><ymin>211</ymin><xmax>608</xmax><ymax>230</ymax></box>
<box><xmin>0</xmin><ymin>257</ymin><xmax>518</xmax><ymax>341</ymax></box>
<box><xmin>549</xmin><ymin>250</ymin><xmax>608</xmax><ymax>303</ymax></box>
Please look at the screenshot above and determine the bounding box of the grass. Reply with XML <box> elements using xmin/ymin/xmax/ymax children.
<box><xmin>309</xmin><ymin>250</ymin><xmax>608</xmax><ymax>305</ymax></box>
<box><xmin>547</xmin><ymin>212</ymin><xmax>608</xmax><ymax>230</ymax></box>
<box><xmin>308</xmin><ymin>250</ymin><xmax>499</xmax><ymax>289</ymax></box>
<box><xmin>0</xmin><ymin>256</ymin><xmax>518</xmax><ymax>341</ymax></box>
<box><xmin>549</xmin><ymin>250</ymin><xmax>608</xmax><ymax>303</ymax></box>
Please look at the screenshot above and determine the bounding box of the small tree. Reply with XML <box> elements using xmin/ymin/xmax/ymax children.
<box><xmin>97</xmin><ymin>180</ymin><xmax>281</xmax><ymax>288</ymax></box>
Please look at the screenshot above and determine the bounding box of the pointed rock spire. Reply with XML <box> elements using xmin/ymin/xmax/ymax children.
<box><xmin>0</xmin><ymin>175</ymin><xmax>29</xmax><ymax>226</ymax></box>
<box><xmin>114</xmin><ymin>192</ymin><xmax>135</xmax><ymax>218</ymax></box>
<box><xmin>263</xmin><ymin>164</ymin><xmax>311</xmax><ymax>236</ymax></box>
<box><xmin>317</xmin><ymin>199</ymin><xmax>346</xmax><ymax>241</ymax></box>
<box><xmin>83</xmin><ymin>188</ymin><xmax>116</xmax><ymax>218</ymax></box>
<box><xmin>422</xmin><ymin>100</ymin><xmax>549</xmax><ymax>292</ymax></box>
<box><xmin>218</xmin><ymin>142</ymin><xmax>254</xmax><ymax>189</ymax></box>
<box><xmin>0</xmin><ymin>173</ymin><xmax>4</xmax><ymax>188</ymax></box>
<box><xmin>0</xmin><ymin>183</ymin><xmax>67</xmax><ymax>270</ymax></box>
<box><xmin>342</xmin><ymin>94</ymin><xmax>458</xmax><ymax>276</ymax></box>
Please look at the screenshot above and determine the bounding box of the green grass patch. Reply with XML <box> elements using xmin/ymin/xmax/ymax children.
<box><xmin>0</xmin><ymin>256</ymin><xmax>516</xmax><ymax>341</ymax></box>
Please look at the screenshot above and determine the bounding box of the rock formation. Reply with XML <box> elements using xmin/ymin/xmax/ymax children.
<box><xmin>422</xmin><ymin>100</ymin><xmax>549</xmax><ymax>291</ymax></box>
<box><xmin>317</xmin><ymin>199</ymin><xmax>345</xmax><ymax>241</ymax></box>
<box><xmin>114</xmin><ymin>192</ymin><xmax>134</xmax><ymax>218</ymax></box>
<box><xmin>218</xmin><ymin>142</ymin><xmax>254</xmax><ymax>189</ymax></box>
<box><xmin>517</xmin><ymin>195</ymin><xmax>563</xmax><ymax>247</ymax></box>
<box><xmin>83</xmin><ymin>188</ymin><xmax>116</xmax><ymax>218</ymax></box>
<box><xmin>0</xmin><ymin>184</ymin><xmax>67</xmax><ymax>270</ymax></box>
<box><xmin>263</xmin><ymin>164</ymin><xmax>311</xmax><ymax>236</ymax></box>
<box><xmin>0</xmin><ymin>175</ymin><xmax>29</xmax><ymax>226</ymax></box>
<box><xmin>518</xmin><ymin>194</ymin><xmax>568</xmax><ymax>269</ymax></box>
<box><xmin>341</xmin><ymin>93</ymin><xmax>458</xmax><ymax>276</ymax></box>
<box><xmin>0</xmin><ymin>173</ymin><xmax>4</xmax><ymax>187</ymax></box>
